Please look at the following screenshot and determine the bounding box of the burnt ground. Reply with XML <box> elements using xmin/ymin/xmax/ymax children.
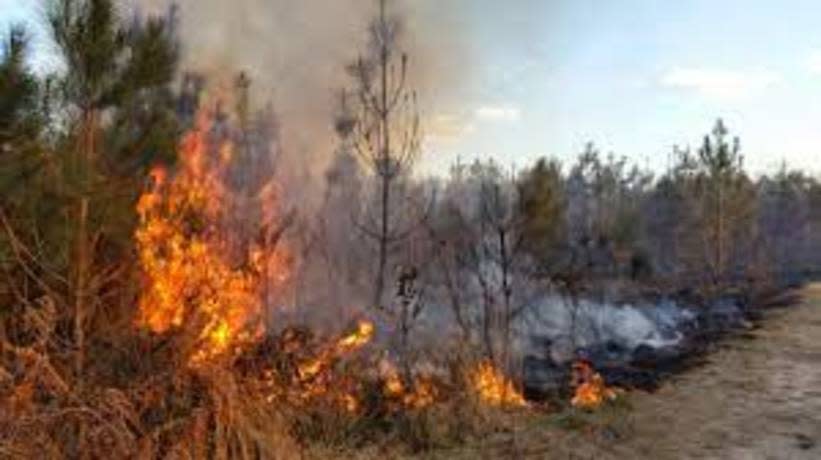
<box><xmin>416</xmin><ymin>283</ymin><xmax>821</xmax><ymax>460</ymax></box>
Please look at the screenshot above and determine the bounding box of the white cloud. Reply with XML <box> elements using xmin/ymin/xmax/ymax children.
<box><xmin>475</xmin><ymin>105</ymin><xmax>521</xmax><ymax>122</ymax></box>
<box><xmin>660</xmin><ymin>67</ymin><xmax>779</xmax><ymax>100</ymax></box>
<box><xmin>425</xmin><ymin>105</ymin><xmax>520</xmax><ymax>146</ymax></box>
<box><xmin>807</xmin><ymin>51</ymin><xmax>821</xmax><ymax>75</ymax></box>
<box><xmin>426</xmin><ymin>113</ymin><xmax>475</xmax><ymax>142</ymax></box>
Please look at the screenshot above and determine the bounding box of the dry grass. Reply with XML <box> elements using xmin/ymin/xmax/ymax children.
<box><xmin>0</xmin><ymin>298</ymin><xmax>532</xmax><ymax>459</ymax></box>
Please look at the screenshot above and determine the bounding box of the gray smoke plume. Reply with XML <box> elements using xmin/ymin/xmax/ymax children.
<box><xmin>126</xmin><ymin>0</ymin><xmax>472</xmax><ymax>203</ymax></box>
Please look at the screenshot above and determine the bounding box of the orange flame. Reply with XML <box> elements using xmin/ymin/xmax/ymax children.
<box><xmin>135</xmin><ymin>108</ymin><xmax>290</xmax><ymax>367</ymax></box>
<box><xmin>469</xmin><ymin>360</ymin><xmax>527</xmax><ymax>407</ymax></box>
<box><xmin>570</xmin><ymin>360</ymin><xmax>618</xmax><ymax>409</ymax></box>
<box><xmin>337</xmin><ymin>320</ymin><xmax>376</xmax><ymax>352</ymax></box>
<box><xmin>254</xmin><ymin>320</ymin><xmax>375</xmax><ymax>412</ymax></box>
<box><xmin>381</xmin><ymin>361</ymin><xmax>438</xmax><ymax>410</ymax></box>
<box><xmin>297</xmin><ymin>320</ymin><xmax>374</xmax><ymax>380</ymax></box>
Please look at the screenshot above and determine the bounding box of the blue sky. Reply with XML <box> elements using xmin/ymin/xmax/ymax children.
<box><xmin>421</xmin><ymin>0</ymin><xmax>821</xmax><ymax>176</ymax></box>
<box><xmin>0</xmin><ymin>1</ymin><xmax>54</xmax><ymax>70</ymax></box>
<box><xmin>4</xmin><ymin>0</ymin><xmax>821</xmax><ymax>176</ymax></box>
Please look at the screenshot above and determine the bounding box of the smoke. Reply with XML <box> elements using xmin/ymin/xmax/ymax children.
<box><xmin>525</xmin><ymin>297</ymin><xmax>696</xmax><ymax>364</ymax></box>
<box><xmin>126</xmin><ymin>0</ymin><xmax>472</xmax><ymax>200</ymax></box>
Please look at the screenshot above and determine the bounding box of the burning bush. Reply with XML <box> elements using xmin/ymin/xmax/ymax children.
<box><xmin>135</xmin><ymin>107</ymin><xmax>291</xmax><ymax>368</ymax></box>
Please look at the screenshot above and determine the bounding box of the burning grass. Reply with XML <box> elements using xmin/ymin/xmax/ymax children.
<box><xmin>468</xmin><ymin>360</ymin><xmax>528</xmax><ymax>407</ymax></box>
<box><xmin>0</xmin><ymin>105</ymin><xmax>622</xmax><ymax>459</ymax></box>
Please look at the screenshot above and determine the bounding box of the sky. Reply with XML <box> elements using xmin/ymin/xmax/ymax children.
<box><xmin>0</xmin><ymin>1</ymin><xmax>55</xmax><ymax>69</ymax></box>
<box><xmin>421</xmin><ymin>0</ymin><xmax>821</xmax><ymax>176</ymax></box>
<box><xmin>3</xmin><ymin>0</ymin><xmax>821</xmax><ymax>177</ymax></box>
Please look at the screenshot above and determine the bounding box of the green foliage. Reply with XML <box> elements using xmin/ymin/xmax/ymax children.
<box><xmin>49</xmin><ymin>1</ymin><xmax>180</xmax><ymax>203</ymax></box>
<box><xmin>518</xmin><ymin>158</ymin><xmax>565</xmax><ymax>264</ymax></box>
<box><xmin>694</xmin><ymin>119</ymin><xmax>757</xmax><ymax>286</ymax></box>
<box><xmin>650</xmin><ymin>119</ymin><xmax>758</xmax><ymax>291</ymax></box>
<box><xmin>545</xmin><ymin>395</ymin><xmax>633</xmax><ymax>439</ymax></box>
<box><xmin>0</xmin><ymin>26</ymin><xmax>46</xmax><ymax>196</ymax></box>
<box><xmin>49</xmin><ymin>0</ymin><xmax>123</xmax><ymax>108</ymax></box>
<box><xmin>0</xmin><ymin>0</ymin><xmax>182</xmax><ymax>372</ymax></box>
<box><xmin>0</xmin><ymin>27</ymin><xmax>41</xmax><ymax>143</ymax></box>
<box><xmin>49</xmin><ymin>0</ymin><xmax>181</xmax><ymax>172</ymax></box>
<box><xmin>697</xmin><ymin>118</ymin><xmax>742</xmax><ymax>176</ymax></box>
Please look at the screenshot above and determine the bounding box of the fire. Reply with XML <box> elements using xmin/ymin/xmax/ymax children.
<box><xmin>341</xmin><ymin>393</ymin><xmax>359</xmax><ymax>413</ymax></box>
<box><xmin>384</xmin><ymin>369</ymin><xmax>404</xmax><ymax>397</ymax></box>
<box><xmin>381</xmin><ymin>361</ymin><xmax>438</xmax><ymax>410</ymax></box>
<box><xmin>570</xmin><ymin>360</ymin><xmax>618</xmax><ymax>409</ymax></box>
<box><xmin>403</xmin><ymin>376</ymin><xmax>438</xmax><ymax>409</ymax></box>
<box><xmin>133</xmin><ymin>105</ymin><xmax>543</xmax><ymax>412</ymax></box>
<box><xmin>135</xmin><ymin>107</ymin><xmax>290</xmax><ymax>367</ymax></box>
<box><xmin>297</xmin><ymin>320</ymin><xmax>375</xmax><ymax>380</ymax></box>
<box><xmin>469</xmin><ymin>360</ymin><xmax>527</xmax><ymax>407</ymax></box>
<box><xmin>257</xmin><ymin>320</ymin><xmax>375</xmax><ymax>412</ymax></box>
<box><xmin>336</xmin><ymin>320</ymin><xmax>375</xmax><ymax>351</ymax></box>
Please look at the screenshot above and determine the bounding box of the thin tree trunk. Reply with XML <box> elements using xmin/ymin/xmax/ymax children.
<box><xmin>499</xmin><ymin>226</ymin><xmax>516</xmax><ymax>403</ymax></box>
<box><xmin>499</xmin><ymin>227</ymin><xmax>512</xmax><ymax>372</ymax></box>
<box><xmin>716</xmin><ymin>174</ymin><xmax>725</xmax><ymax>290</ymax></box>
<box><xmin>73</xmin><ymin>106</ymin><xmax>96</xmax><ymax>459</ymax></box>
<box><xmin>74</xmin><ymin>107</ymin><xmax>96</xmax><ymax>385</ymax></box>
<box><xmin>374</xmin><ymin>174</ymin><xmax>390</xmax><ymax>308</ymax></box>
<box><xmin>477</xmin><ymin>272</ymin><xmax>495</xmax><ymax>363</ymax></box>
<box><xmin>440</xmin><ymin>251</ymin><xmax>470</xmax><ymax>340</ymax></box>
<box><xmin>74</xmin><ymin>197</ymin><xmax>88</xmax><ymax>380</ymax></box>
<box><xmin>372</xmin><ymin>0</ymin><xmax>392</xmax><ymax>309</ymax></box>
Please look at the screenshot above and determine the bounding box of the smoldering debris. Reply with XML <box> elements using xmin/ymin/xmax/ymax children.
<box><xmin>522</xmin><ymin>294</ymin><xmax>754</xmax><ymax>397</ymax></box>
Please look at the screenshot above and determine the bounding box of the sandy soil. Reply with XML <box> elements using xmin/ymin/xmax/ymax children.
<box><xmin>425</xmin><ymin>283</ymin><xmax>821</xmax><ymax>460</ymax></box>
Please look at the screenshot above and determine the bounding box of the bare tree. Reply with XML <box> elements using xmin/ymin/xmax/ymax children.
<box><xmin>348</xmin><ymin>0</ymin><xmax>422</xmax><ymax>310</ymax></box>
<box><xmin>430</xmin><ymin>160</ymin><xmax>548</xmax><ymax>370</ymax></box>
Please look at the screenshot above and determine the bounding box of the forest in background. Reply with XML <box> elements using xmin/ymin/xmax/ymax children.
<box><xmin>2</xmin><ymin>1</ymin><xmax>821</xmax><ymax>458</ymax></box>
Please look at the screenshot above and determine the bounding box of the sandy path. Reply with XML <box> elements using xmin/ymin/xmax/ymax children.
<box><xmin>602</xmin><ymin>283</ymin><xmax>821</xmax><ymax>460</ymax></box>
<box><xmin>427</xmin><ymin>284</ymin><xmax>821</xmax><ymax>460</ymax></box>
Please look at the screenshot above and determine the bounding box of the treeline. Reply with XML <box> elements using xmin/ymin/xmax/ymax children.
<box><xmin>428</xmin><ymin>125</ymin><xmax>821</xmax><ymax>300</ymax></box>
<box><xmin>362</xmin><ymin>122</ymin><xmax>821</xmax><ymax>363</ymax></box>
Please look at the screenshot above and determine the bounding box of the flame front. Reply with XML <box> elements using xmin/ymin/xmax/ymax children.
<box><xmin>469</xmin><ymin>360</ymin><xmax>527</xmax><ymax>407</ymax></box>
<box><xmin>570</xmin><ymin>360</ymin><xmax>618</xmax><ymax>409</ymax></box>
<box><xmin>133</xmin><ymin>108</ymin><xmax>540</xmax><ymax>412</ymax></box>
<box><xmin>135</xmin><ymin>108</ymin><xmax>290</xmax><ymax>367</ymax></box>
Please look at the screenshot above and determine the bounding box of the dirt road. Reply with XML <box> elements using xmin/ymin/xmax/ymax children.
<box><xmin>429</xmin><ymin>283</ymin><xmax>821</xmax><ymax>460</ymax></box>
<box><xmin>601</xmin><ymin>283</ymin><xmax>821</xmax><ymax>459</ymax></box>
